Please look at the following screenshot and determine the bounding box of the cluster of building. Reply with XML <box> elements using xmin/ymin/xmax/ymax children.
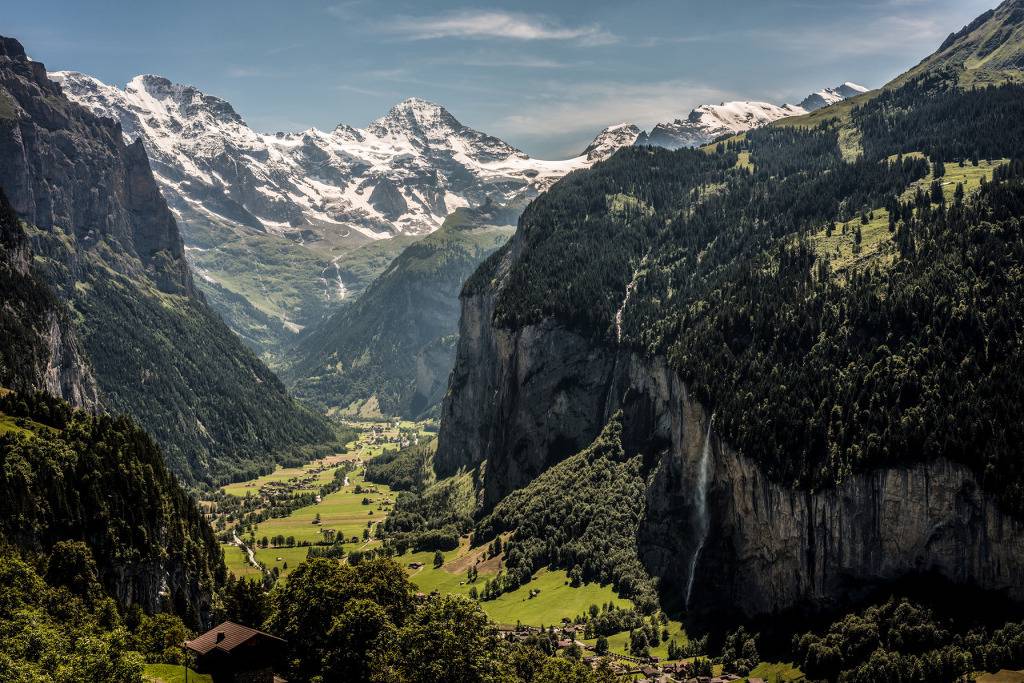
<box><xmin>357</xmin><ymin>422</ymin><xmax>420</xmax><ymax>449</ymax></box>
<box><xmin>496</xmin><ymin>625</ymin><xmax>769</xmax><ymax>683</ymax></box>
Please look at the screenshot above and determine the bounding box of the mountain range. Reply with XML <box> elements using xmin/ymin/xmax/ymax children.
<box><xmin>53</xmin><ymin>73</ymin><xmax>867</xmax><ymax>364</ymax></box>
<box><xmin>635</xmin><ymin>82</ymin><xmax>869</xmax><ymax>149</ymax></box>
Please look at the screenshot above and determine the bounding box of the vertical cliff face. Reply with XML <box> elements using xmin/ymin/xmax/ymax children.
<box><xmin>437</xmin><ymin>275</ymin><xmax>1024</xmax><ymax>618</ymax></box>
<box><xmin>436</xmin><ymin>284</ymin><xmax>620</xmax><ymax>508</ymax></box>
<box><xmin>0</xmin><ymin>189</ymin><xmax>97</xmax><ymax>405</ymax></box>
<box><xmin>0</xmin><ymin>36</ymin><xmax>191</xmax><ymax>294</ymax></box>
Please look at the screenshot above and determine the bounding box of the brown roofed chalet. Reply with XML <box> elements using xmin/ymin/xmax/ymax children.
<box><xmin>185</xmin><ymin>621</ymin><xmax>285</xmax><ymax>655</ymax></box>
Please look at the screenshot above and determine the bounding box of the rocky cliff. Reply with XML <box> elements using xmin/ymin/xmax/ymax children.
<box><xmin>0</xmin><ymin>37</ymin><xmax>191</xmax><ymax>295</ymax></box>
<box><xmin>0</xmin><ymin>188</ymin><xmax>97</xmax><ymax>404</ymax></box>
<box><xmin>437</xmin><ymin>270</ymin><xmax>1024</xmax><ymax>619</ymax></box>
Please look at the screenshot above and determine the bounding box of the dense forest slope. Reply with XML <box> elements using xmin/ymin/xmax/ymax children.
<box><xmin>0</xmin><ymin>35</ymin><xmax>331</xmax><ymax>483</ymax></box>
<box><xmin>287</xmin><ymin>205</ymin><xmax>515</xmax><ymax>418</ymax></box>
<box><xmin>438</xmin><ymin>0</ymin><xmax>1024</xmax><ymax>619</ymax></box>
<box><xmin>0</xmin><ymin>390</ymin><xmax>224</xmax><ymax>623</ymax></box>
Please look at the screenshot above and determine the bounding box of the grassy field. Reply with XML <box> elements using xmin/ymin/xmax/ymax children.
<box><xmin>747</xmin><ymin>661</ymin><xmax>805</xmax><ymax>682</ymax></box>
<box><xmin>214</xmin><ymin>421</ymin><xmax>434</xmax><ymax>580</ymax></box>
<box><xmin>404</xmin><ymin>539</ymin><xmax>632</xmax><ymax>629</ymax></box>
<box><xmin>221</xmin><ymin>543</ymin><xmax>261</xmax><ymax>578</ymax></box>
<box><xmin>579</xmin><ymin>618</ymin><xmax>689</xmax><ymax>661</ymax></box>
<box><xmin>976</xmin><ymin>672</ymin><xmax>1024</xmax><ymax>683</ymax></box>
<box><xmin>481</xmin><ymin>569</ymin><xmax>632</xmax><ymax>627</ymax></box>
<box><xmin>222</xmin><ymin>457</ymin><xmax>347</xmax><ymax>497</ymax></box>
<box><xmin>143</xmin><ymin>664</ymin><xmax>212</xmax><ymax>683</ymax></box>
<box><xmin>0</xmin><ymin>414</ymin><xmax>35</xmax><ymax>437</ymax></box>
<box><xmin>808</xmin><ymin>157</ymin><xmax>1007</xmax><ymax>273</ymax></box>
<box><xmin>248</xmin><ymin>467</ymin><xmax>393</xmax><ymax>577</ymax></box>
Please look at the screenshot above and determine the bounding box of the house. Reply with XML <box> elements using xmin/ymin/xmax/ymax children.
<box><xmin>184</xmin><ymin>621</ymin><xmax>286</xmax><ymax>683</ymax></box>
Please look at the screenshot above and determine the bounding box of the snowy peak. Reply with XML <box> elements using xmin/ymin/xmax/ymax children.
<box><xmin>638</xmin><ymin>100</ymin><xmax>804</xmax><ymax>150</ymax></box>
<box><xmin>688</xmin><ymin>101</ymin><xmax>805</xmax><ymax>133</ymax></box>
<box><xmin>583</xmin><ymin>123</ymin><xmax>641</xmax><ymax>161</ymax></box>
<box><xmin>49</xmin><ymin>70</ymin><xmax>597</xmax><ymax>247</ymax></box>
<box><xmin>368</xmin><ymin>96</ymin><xmax>463</xmax><ymax>138</ymax></box>
<box><xmin>125</xmin><ymin>74</ymin><xmax>245</xmax><ymax>125</ymax></box>
<box><xmin>799</xmin><ymin>82</ymin><xmax>869</xmax><ymax>112</ymax></box>
<box><xmin>636</xmin><ymin>81</ymin><xmax>867</xmax><ymax>150</ymax></box>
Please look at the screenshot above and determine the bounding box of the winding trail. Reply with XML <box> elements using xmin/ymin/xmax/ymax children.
<box><xmin>233</xmin><ymin>530</ymin><xmax>263</xmax><ymax>574</ymax></box>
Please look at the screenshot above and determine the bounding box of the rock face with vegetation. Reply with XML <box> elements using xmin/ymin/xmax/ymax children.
<box><xmin>0</xmin><ymin>390</ymin><xmax>224</xmax><ymax>623</ymax></box>
<box><xmin>0</xmin><ymin>188</ymin><xmax>97</xmax><ymax>405</ymax></box>
<box><xmin>0</xmin><ymin>35</ymin><xmax>331</xmax><ymax>483</ymax></box>
<box><xmin>438</xmin><ymin>1</ymin><xmax>1024</xmax><ymax>619</ymax></box>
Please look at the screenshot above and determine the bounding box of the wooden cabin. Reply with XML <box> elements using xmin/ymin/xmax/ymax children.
<box><xmin>184</xmin><ymin>621</ymin><xmax>286</xmax><ymax>683</ymax></box>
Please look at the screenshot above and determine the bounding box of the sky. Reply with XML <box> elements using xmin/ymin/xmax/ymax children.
<box><xmin>6</xmin><ymin>0</ymin><xmax>997</xmax><ymax>158</ymax></box>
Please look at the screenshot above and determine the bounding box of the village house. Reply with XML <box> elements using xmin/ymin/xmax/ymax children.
<box><xmin>184</xmin><ymin>621</ymin><xmax>286</xmax><ymax>683</ymax></box>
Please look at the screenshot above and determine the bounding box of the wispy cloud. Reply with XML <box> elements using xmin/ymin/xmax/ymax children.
<box><xmin>493</xmin><ymin>79</ymin><xmax>733</xmax><ymax>140</ymax></box>
<box><xmin>457</xmin><ymin>56</ymin><xmax>580</xmax><ymax>69</ymax></box>
<box><xmin>225</xmin><ymin>66</ymin><xmax>267</xmax><ymax>78</ymax></box>
<box><xmin>386</xmin><ymin>10</ymin><xmax>617</xmax><ymax>46</ymax></box>
<box><xmin>334</xmin><ymin>83</ymin><xmax>400</xmax><ymax>98</ymax></box>
<box><xmin>758</xmin><ymin>1</ymin><xmax>993</xmax><ymax>60</ymax></box>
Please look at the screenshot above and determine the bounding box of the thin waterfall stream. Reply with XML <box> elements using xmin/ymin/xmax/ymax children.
<box><xmin>685</xmin><ymin>413</ymin><xmax>715</xmax><ymax>609</ymax></box>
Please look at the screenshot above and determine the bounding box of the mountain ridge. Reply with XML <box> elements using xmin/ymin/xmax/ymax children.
<box><xmin>0</xmin><ymin>35</ymin><xmax>332</xmax><ymax>482</ymax></box>
<box><xmin>436</xmin><ymin>1</ymin><xmax>1024</xmax><ymax>621</ymax></box>
<box><xmin>635</xmin><ymin>81</ymin><xmax>869</xmax><ymax>150</ymax></box>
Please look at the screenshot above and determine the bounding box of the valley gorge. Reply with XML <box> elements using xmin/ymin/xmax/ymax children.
<box><xmin>5</xmin><ymin>1</ymin><xmax>1024</xmax><ymax>679</ymax></box>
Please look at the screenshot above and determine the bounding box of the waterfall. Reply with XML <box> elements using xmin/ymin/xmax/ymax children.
<box><xmin>685</xmin><ymin>413</ymin><xmax>715</xmax><ymax>609</ymax></box>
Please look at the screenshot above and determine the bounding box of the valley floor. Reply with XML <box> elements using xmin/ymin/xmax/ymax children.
<box><xmin>206</xmin><ymin>419</ymin><xmax>804</xmax><ymax>678</ymax></box>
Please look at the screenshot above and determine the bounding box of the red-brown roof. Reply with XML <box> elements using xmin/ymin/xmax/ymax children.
<box><xmin>185</xmin><ymin>621</ymin><xmax>285</xmax><ymax>655</ymax></box>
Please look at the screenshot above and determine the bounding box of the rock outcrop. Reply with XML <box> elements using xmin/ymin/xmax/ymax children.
<box><xmin>437</xmin><ymin>254</ymin><xmax>1024</xmax><ymax>619</ymax></box>
<box><xmin>0</xmin><ymin>188</ymin><xmax>97</xmax><ymax>405</ymax></box>
<box><xmin>0</xmin><ymin>39</ymin><xmax>192</xmax><ymax>295</ymax></box>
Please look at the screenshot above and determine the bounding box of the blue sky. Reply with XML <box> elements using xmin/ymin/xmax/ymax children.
<box><xmin>8</xmin><ymin>0</ymin><xmax>996</xmax><ymax>157</ymax></box>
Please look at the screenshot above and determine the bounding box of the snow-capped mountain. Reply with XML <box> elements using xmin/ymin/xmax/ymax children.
<box><xmin>583</xmin><ymin>123</ymin><xmax>642</xmax><ymax>161</ymax></box>
<box><xmin>51</xmin><ymin>72</ymin><xmax>602</xmax><ymax>240</ymax></box>
<box><xmin>635</xmin><ymin>82</ymin><xmax>869</xmax><ymax>150</ymax></box>
<box><xmin>50</xmin><ymin>71</ymin><xmax>632</xmax><ymax>353</ymax></box>
<box><xmin>637</xmin><ymin>101</ymin><xmax>806</xmax><ymax>149</ymax></box>
<box><xmin>799</xmin><ymin>82</ymin><xmax>870</xmax><ymax>111</ymax></box>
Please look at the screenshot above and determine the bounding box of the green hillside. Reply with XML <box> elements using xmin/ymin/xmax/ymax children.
<box><xmin>288</xmin><ymin>205</ymin><xmax>515</xmax><ymax>418</ymax></box>
<box><xmin>471</xmin><ymin>55</ymin><xmax>1024</xmax><ymax>512</ymax></box>
<box><xmin>0</xmin><ymin>389</ymin><xmax>224</xmax><ymax>621</ymax></box>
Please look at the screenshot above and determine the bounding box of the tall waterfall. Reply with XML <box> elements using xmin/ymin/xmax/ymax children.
<box><xmin>685</xmin><ymin>413</ymin><xmax>715</xmax><ymax>609</ymax></box>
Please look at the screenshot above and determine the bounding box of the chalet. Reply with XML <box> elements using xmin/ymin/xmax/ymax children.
<box><xmin>184</xmin><ymin>621</ymin><xmax>286</xmax><ymax>683</ymax></box>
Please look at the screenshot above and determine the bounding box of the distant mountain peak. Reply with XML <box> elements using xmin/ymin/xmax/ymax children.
<box><xmin>583</xmin><ymin>123</ymin><xmax>641</xmax><ymax>161</ymax></box>
<box><xmin>799</xmin><ymin>82</ymin><xmax>869</xmax><ymax>112</ymax></box>
<box><xmin>369</xmin><ymin>96</ymin><xmax>463</xmax><ymax>138</ymax></box>
<box><xmin>635</xmin><ymin>81</ymin><xmax>867</xmax><ymax>150</ymax></box>
<box><xmin>124</xmin><ymin>73</ymin><xmax>246</xmax><ymax>125</ymax></box>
